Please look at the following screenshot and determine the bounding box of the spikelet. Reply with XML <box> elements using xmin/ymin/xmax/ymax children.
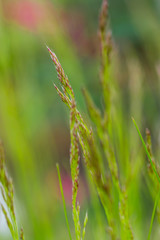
<box><xmin>47</xmin><ymin>46</ymin><xmax>74</xmax><ymax>101</ymax></box>
<box><xmin>47</xmin><ymin>45</ymin><xmax>118</xmax><ymax>238</ymax></box>
<box><xmin>70</xmin><ymin>100</ymin><xmax>81</xmax><ymax>240</ymax></box>
<box><xmin>20</xmin><ymin>228</ymin><xmax>25</xmax><ymax>240</ymax></box>
<box><xmin>47</xmin><ymin>1</ymin><xmax>132</xmax><ymax>239</ymax></box>
<box><xmin>47</xmin><ymin>47</ymin><xmax>88</xmax><ymax>239</ymax></box>
<box><xmin>146</xmin><ymin>128</ymin><xmax>159</xmax><ymax>175</ymax></box>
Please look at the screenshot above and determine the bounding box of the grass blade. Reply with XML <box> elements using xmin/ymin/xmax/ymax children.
<box><xmin>147</xmin><ymin>189</ymin><xmax>160</xmax><ymax>240</ymax></box>
<box><xmin>56</xmin><ymin>163</ymin><xmax>72</xmax><ymax>240</ymax></box>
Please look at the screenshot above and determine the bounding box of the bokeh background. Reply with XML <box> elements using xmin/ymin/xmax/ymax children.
<box><xmin>0</xmin><ymin>0</ymin><xmax>160</xmax><ymax>239</ymax></box>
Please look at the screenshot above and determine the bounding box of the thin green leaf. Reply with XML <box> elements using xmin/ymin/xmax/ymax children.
<box><xmin>147</xmin><ymin>189</ymin><xmax>160</xmax><ymax>240</ymax></box>
<box><xmin>82</xmin><ymin>211</ymin><xmax>88</xmax><ymax>240</ymax></box>
<box><xmin>56</xmin><ymin>163</ymin><xmax>72</xmax><ymax>240</ymax></box>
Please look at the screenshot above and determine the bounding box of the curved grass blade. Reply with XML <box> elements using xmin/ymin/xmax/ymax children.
<box><xmin>56</xmin><ymin>163</ymin><xmax>72</xmax><ymax>240</ymax></box>
<box><xmin>147</xmin><ymin>189</ymin><xmax>160</xmax><ymax>240</ymax></box>
<box><xmin>82</xmin><ymin>211</ymin><xmax>88</xmax><ymax>240</ymax></box>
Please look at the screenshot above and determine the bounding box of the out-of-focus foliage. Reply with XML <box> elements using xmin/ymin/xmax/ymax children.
<box><xmin>0</xmin><ymin>0</ymin><xmax>160</xmax><ymax>239</ymax></box>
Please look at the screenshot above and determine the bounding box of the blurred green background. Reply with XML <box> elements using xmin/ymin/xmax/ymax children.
<box><xmin>0</xmin><ymin>0</ymin><xmax>160</xmax><ymax>239</ymax></box>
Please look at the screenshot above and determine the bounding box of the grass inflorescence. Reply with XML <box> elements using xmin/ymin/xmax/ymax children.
<box><xmin>48</xmin><ymin>0</ymin><xmax>160</xmax><ymax>239</ymax></box>
<box><xmin>0</xmin><ymin>0</ymin><xmax>159</xmax><ymax>240</ymax></box>
<box><xmin>48</xmin><ymin>0</ymin><xmax>133</xmax><ymax>239</ymax></box>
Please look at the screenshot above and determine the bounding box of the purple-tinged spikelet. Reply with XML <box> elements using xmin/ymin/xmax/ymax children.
<box><xmin>20</xmin><ymin>228</ymin><xmax>25</xmax><ymax>240</ymax></box>
<box><xmin>47</xmin><ymin>46</ymin><xmax>67</xmax><ymax>85</ymax></box>
<box><xmin>99</xmin><ymin>0</ymin><xmax>108</xmax><ymax>32</ymax></box>
<box><xmin>47</xmin><ymin>46</ymin><xmax>75</xmax><ymax>100</ymax></box>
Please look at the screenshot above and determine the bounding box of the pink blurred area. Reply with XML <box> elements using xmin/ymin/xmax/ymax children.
<box><xmin>2</xmin><ymin>0</ymin><xmax>51</xmax><ymax>31</ymax></box>
<box><xmin>45</xmin><ymin>166</ymin><xmax>88</xmax><ymax>207</ymax></box>
<box><xmin>2</xmin><ymin>0</ymin><xmax>97</xmax><ymax>56</ymax></box>
<box><xmin>56</xmin><ymin>170</ymin><xmax>88</xmax><ymax>206</ymax></box>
